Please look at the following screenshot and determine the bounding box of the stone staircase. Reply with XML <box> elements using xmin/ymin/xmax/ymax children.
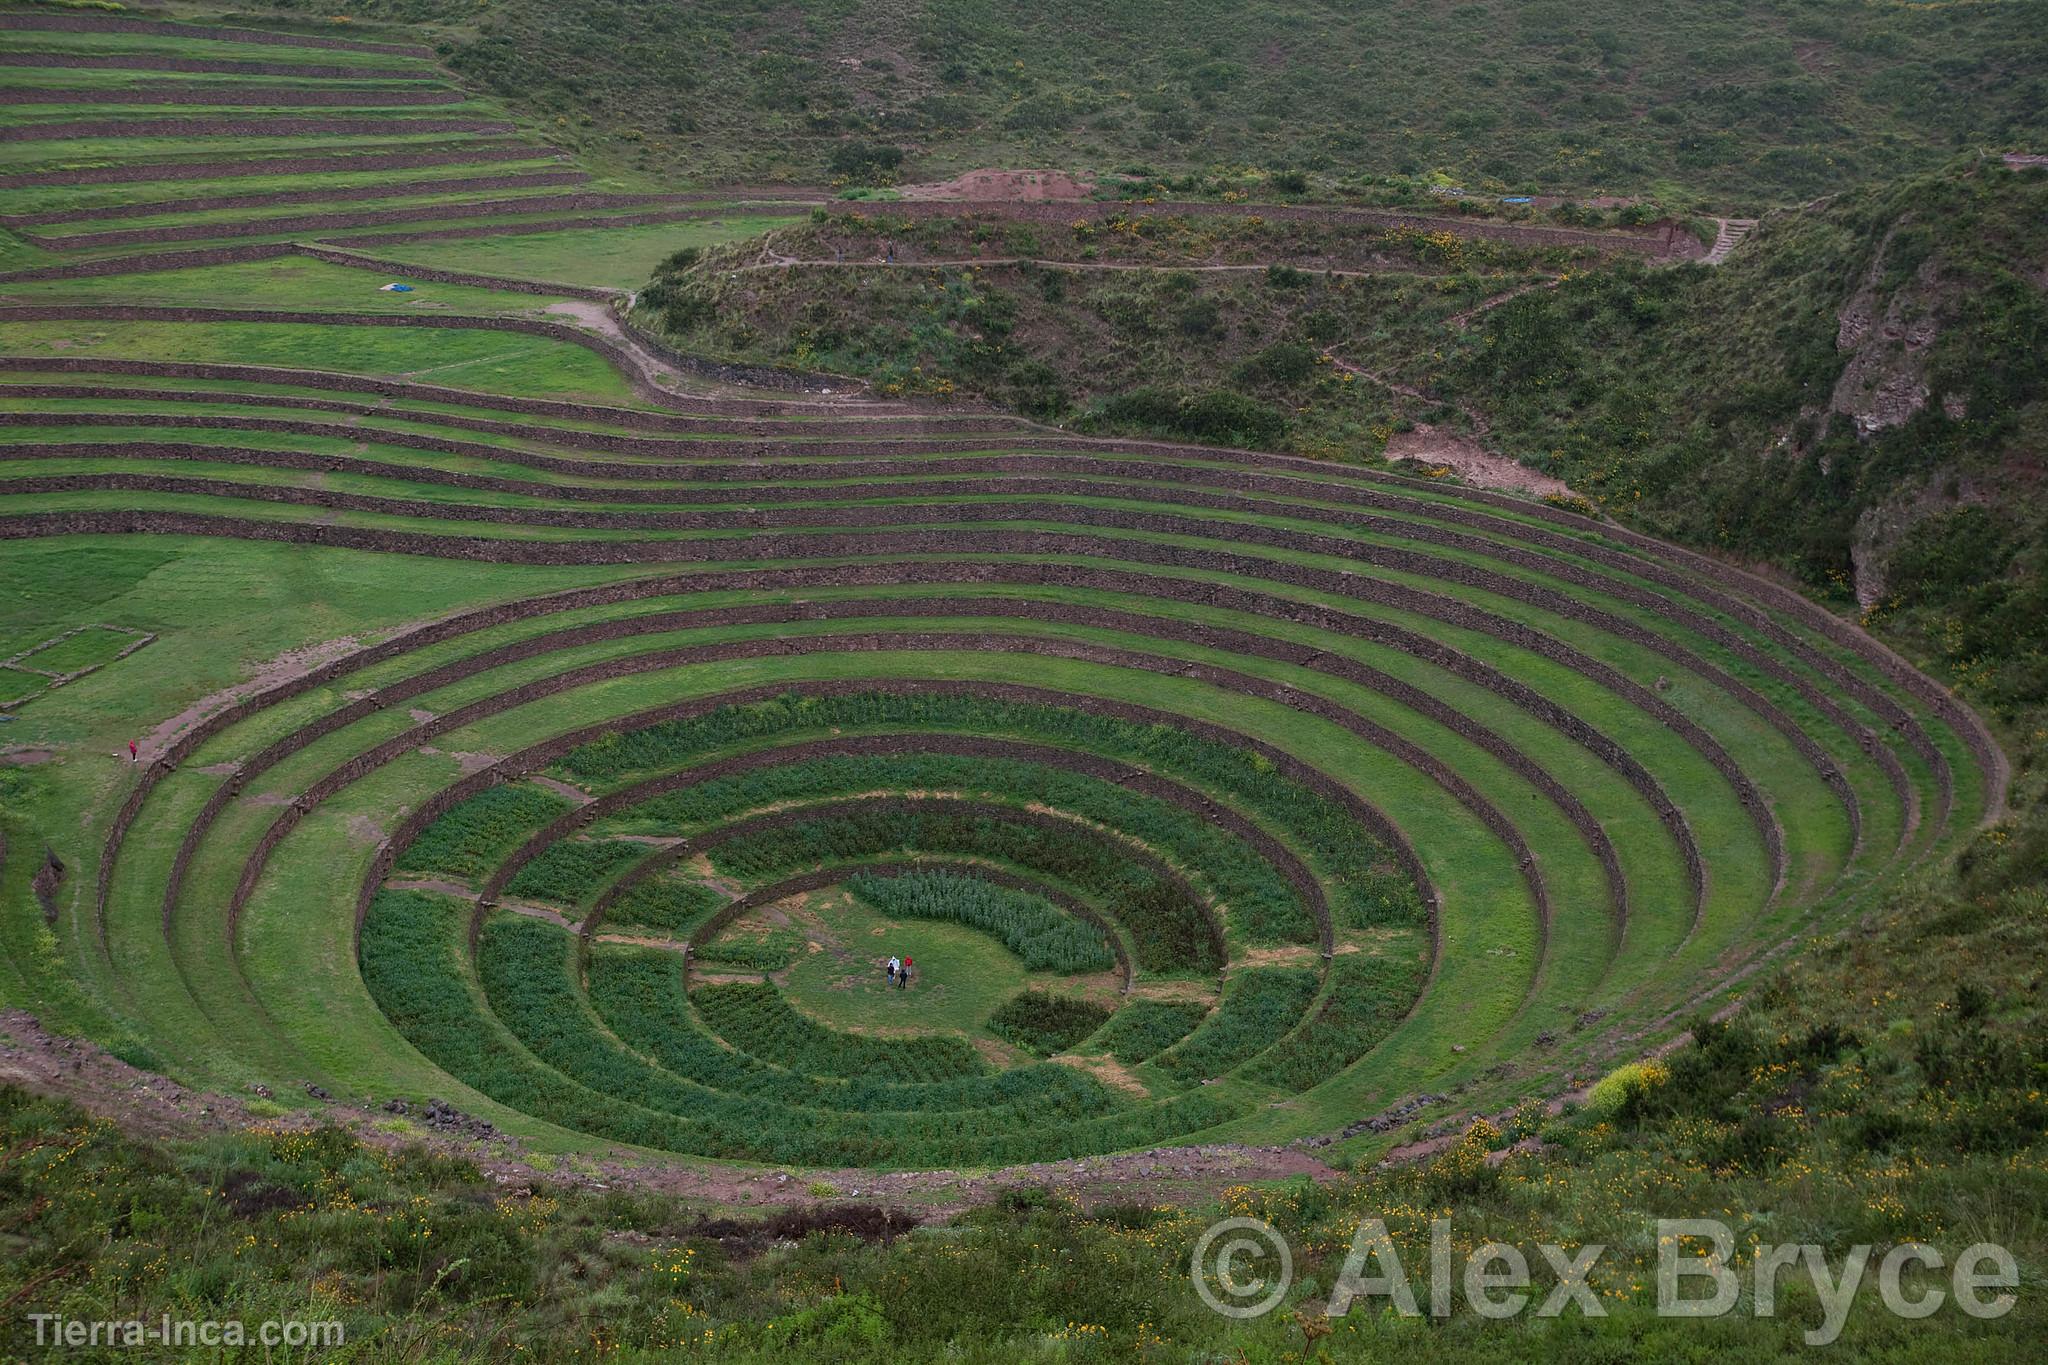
<box><xmin>1703</xmin><ymin>217</ymin><xmax>1759</xmax><ymax>265</ymax></box>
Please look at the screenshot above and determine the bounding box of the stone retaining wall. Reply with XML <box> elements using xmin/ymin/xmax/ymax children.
<box><xmin>0</xmin><ymin>14</ymin><xmax>434</xmax><ymax>58</ymax></box>
<box><xmin>0</xmin><ymin>142</ymin><xmax>543</xmax><ymax>190</ymax></box>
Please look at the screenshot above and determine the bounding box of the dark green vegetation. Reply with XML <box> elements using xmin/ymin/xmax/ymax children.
<box><xmin>638</xmin><ymin>163</ymin><xmax>2048</xmax><ymax>714</ymax></box>
<box><xmin>847</xmin><ymin>868</ymin><xmax>1115</xmax><ymax>974</ymax></box>
<box><xmin>258</xmin><ymin>0</ymin><xmax>2045</xmax><ymax>203</ymax></box>
<box><xmin>345</xmin><ymin>689</ymin><xmax>1433</xmax><ymax>1163</ymax></box>
<box><xmin>1453</xmin><ymin>163</ymin><xmax>2048</xmax><ymax>710</ymax></box>
<box><xmin>984</xmin><ymin>988</ymin><xmax>1113</xmax><ymax>1057</ymax></box>
<box><xmin>636</xmin><ymin>209</ymin><xmax>1566</xmax><ymax>448</ymax></box>
<box><xmin>2</xmin><ymin>861</ymin><xmax>2041</xmax><ymax>1358</ymax></box>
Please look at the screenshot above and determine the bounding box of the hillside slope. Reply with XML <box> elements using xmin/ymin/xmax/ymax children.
<box><xmin>1456</xmin><ymin>157</ymin><xmax>2048</xmax><ymax>714</ymax></box>
<box><xmin>253</xmin><ymin>0</ymin><xmax>2047</xmax><ymax>201</ymax></box>
<box><xmin>633</xmin><ymin>160</ymin><xmax>2045</xmax><ymax>718</ymax></box>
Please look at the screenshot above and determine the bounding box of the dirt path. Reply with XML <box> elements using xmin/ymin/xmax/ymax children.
<box><xmin>1445</xmin><ymin>275</ymin><xmax>1566</xmax><ymax>329</ymax></box>
<box><xmin>1319</xmin><ymin>347</ymin><xmax>1566</xmax><ymax>496</ymax></box>
<box><xmin>138</xmin><ymin>632</ymin><xmax>369</xmax><ymax>763</ymax></box>
<box><xmin>0</xmin><ymin>1006</ymin><xmax>1340</xmax><ymax>1215</ymax></box>
<box><xmin>733</xmin><ymin>255</ymin><xmax>1424</xmax><ymax>280</ymax></box>
<box><xmin>542</xmin><ymin>299</ymin><xmax>714</xmax><ymax>395</ymax></box>
<box><xmin>592</xmin><ymin>931</ymin><xmax>691</xmax><ymax>952</ymax></box>
<box><xmin>1384</xmin><ymin>425</ymin><xmax>1567</xmax><ymax>497</ymax></box>
<box><xmin>528</xmin><ymin>774</ymin><xmax>593</xmax><ymax>805</ymax></box>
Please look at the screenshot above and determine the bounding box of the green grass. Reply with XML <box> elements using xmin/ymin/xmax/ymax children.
<box><xmin>364</xmin><ymin>215</ymin><xmax>803</xmax><ymax>289</ymax></box>
<box><xmin>0</xmin><ymin>0</ymin><xmax>1998</xmax><ymax>1195</ymax></box>
<box><xmin>0</xmin><ymin>32</ymin><xmax>443</xmax><ymax>71</ymax></box>
<box><xmin>28</xmin><ymin>517</ymin><xmax>1900</xmax><ymax>1129</ymax></box>
<box><xmin>0</xmin><ymin>665</ymin><xmax>46</xmax><ymax>704</ymax></box>
<box><xmin>0</xmin><ymin>256</ymin><xmax>586</xmax><ymax>312</ymax></box>
<box><xmin>772</xmin><ymin>892</ymin><xmax>1044</xmax><ymax>1039</ymax></box>
<box><xmin>8</xmin><ymin>623</ymin><xmax>138</xmax><ymax>673</ymax></box>
<box><xmin>0</xmin><ymin>131</ymin><xmax>521</xmax><ymax>168</ymax></box>
<box><xmin>29</xmin><ymin>181</ymin><xmax>601</xmax><ymax>237</ymax></box>
<box><xmin>0</xmin><ymin>158</ymin><xmax>574</xmax><ymax>217</ymax></box>
<box><xmin>0</xmin><ymin>320</ymin><xmax>638</xmax><ymax>400</ymax></box>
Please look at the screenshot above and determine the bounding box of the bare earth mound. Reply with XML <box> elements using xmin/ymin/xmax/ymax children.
<box><xmin>898</xmin><ymin>169</ymin><xmax>1096</xmax><ymax>202</ymax></box>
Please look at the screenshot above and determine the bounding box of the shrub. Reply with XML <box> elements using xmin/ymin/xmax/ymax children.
<box><xmin>606</xmin><ymin>876</ymin><xmax>723</xmax><ymax>935</ymax></box>
<box><xmin>654</xmin><ymin>245</ymin><xmax>701</xmax><ymax>275</ymax></box>
<box><xmin>694</xmin><ymin>982</ymin><xmax>987</xmax><ymax>1082</ymax></box>
<box><xmin>1088</xmin><ymin>999</ymin><xmax>1209</xmax><ymax>1063</ymax></box>
<box><xmin>846</xmin><ymin>869</ymin><xmax>1115</xmax><ymax>973</ymax></box>
<box><xmin>506</xmin><ymin>838</ymin><xmax>647</xmax><ymax>906</ymax></box>
<box><xmin>1080</xmin><ymin>386</ymin><xmax>1289</xmax><ymax>447</ymax></box>
<box><xmin>1585</xmin><ymin>1060</ymin><xmax>1670</xmax><ymax>1122</ymax></box>
<box><xmin>1249</xmin><ymin>954</ymin><xmax>1423</xmax><ymax>1092</ymax></box>
<box><xmin>987</xmin><ymin>991</ymin><xmax>1115</xmax><ymax>1057</ymax></box>
<box><xmin>1152</xmin><ymin>969</ymin><xmax>1320</xmax><ymax>1086</ymax></box>
<box><xmin>827</xmin><ymin>141</ymin><xmax>906</xmax><ymax>179</ymax></box>
<box><xmin>1239</xmin><ymin>340</ymin><xmax>1319</xmax><ymax>387</ymax></box>
<box><xmin>396</xmin><ymin>785</ymin><xmax>569</xmax><ymax>882</ymax></box>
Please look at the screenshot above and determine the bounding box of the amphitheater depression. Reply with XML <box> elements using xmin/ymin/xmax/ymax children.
<box><xmin>0</xmin><ymin>12</ymin><xmax>2005</xmax><ymax>1173</ymax></box>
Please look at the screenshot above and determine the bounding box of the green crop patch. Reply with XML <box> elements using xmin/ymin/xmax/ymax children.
<box><xmin>847</xmin><ymin>869</ymin><xmax>1114</xmax><ymax>974</ymax></box>
<box><xmin>986</xmin><ymin>989</ymin><xmax>1115</xmax><ymax>1057</ymax></box>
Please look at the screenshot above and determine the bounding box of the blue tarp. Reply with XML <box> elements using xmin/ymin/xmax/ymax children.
<box><xmin>1500</xmin><ymin>196</ymin><xmax>1533</xmax><ymax>204</ymax></box>
<box><xmin>379</xmin><ymin>283</ymin><xmax>415</xmax><ymax>292</ymax></box>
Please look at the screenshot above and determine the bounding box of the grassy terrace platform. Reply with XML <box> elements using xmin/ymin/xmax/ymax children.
<box><xmin>0</xmin><ymin>14</ymin><xmax>2002</xmax><ymax>1176</ymax></box>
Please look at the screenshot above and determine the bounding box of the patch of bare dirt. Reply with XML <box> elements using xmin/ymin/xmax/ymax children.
<box><xmin>593</xmin><ymin>931</ymin><xmax>691</xmax><ymax>952</ymax></box>
<box><xmin>1054</xmin><ymin>1052</ymin><xmax>1151</xmax><ymax>1098</ymax></box>
<box><xmin>1385</xmin><ymin>425</ymin><xmax>1568</xmax><ymax>497</ymax></box>
<box><xmin>416</xmin><ymin>745</ymin><xmax>504</xmax><ymax>775</ymax></box>
<box><xmin>1127</xmin><ymin>979</ymin><xmax>1219</xmax><ymax>1003</ymax></box>
<box><xmin>385</xmin><ymin>877</ymin><xmax>475</xmax><ymax>899</ymax></box>
<box><xmin>140</xmin><ymin>633</ymin><xmax>366</xmax><ymax>762</ymax></box>
<box><xmin>896</xmin><ymin>169</ymin><xmax>1096</xmax><ymax>202</ymax></box>
<box><xmin>1234</xmin><ymin>945</ymin><xmax>1325</xmax><ymax>967</ymax></box>
<box><xmin>529</xmin><ymin>774</ymin><xmax>593</xmax><ymax>805</ymax></box>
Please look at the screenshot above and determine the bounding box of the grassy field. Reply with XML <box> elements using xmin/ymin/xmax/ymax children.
<box><xmin>772</xmin><ymin>892</ymin><xmax>1040</xmax><ymax>1037</ymax></box>
<box><xmin>363</xmin><ymin>215</ymin><xmax>807</xmax><ymax>289</ymax></box>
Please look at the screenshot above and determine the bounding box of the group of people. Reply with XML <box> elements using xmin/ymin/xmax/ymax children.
<box><xmin>883</xmin><ymin>954</ymin><xmax>915</xmax><ymax>989</ymax></box>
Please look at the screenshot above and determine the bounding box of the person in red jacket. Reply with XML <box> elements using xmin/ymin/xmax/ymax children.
<box><xmin>127</xmin><ymin>739</ymin><xmax>137</xmax><ymax>762</ymax></box>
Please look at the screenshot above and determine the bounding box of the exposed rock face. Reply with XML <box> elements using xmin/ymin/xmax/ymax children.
<box><xmin>1828</xmin><ymin>226</ymin><xmax>1946</xmax><ymax>436</ymax></box>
